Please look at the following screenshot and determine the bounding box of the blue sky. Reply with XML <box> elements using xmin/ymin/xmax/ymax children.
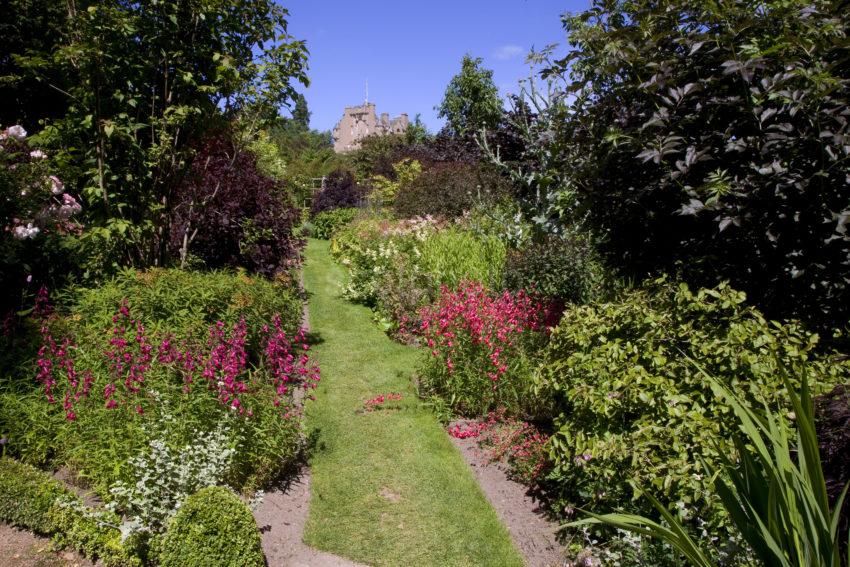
<box><xmin>281</xmin><ymin>1</ymin><xmax>589</xmax><ymax>133</ymax></box>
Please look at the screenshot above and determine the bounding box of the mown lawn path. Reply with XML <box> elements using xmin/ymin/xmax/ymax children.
<box><xmin>302</xmin><ymin>239</ymin><xmax>523</xmax><ymax>567</ymax></box>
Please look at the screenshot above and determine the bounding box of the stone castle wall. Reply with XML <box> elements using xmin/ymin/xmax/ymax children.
<box><xmin>332</xmin><ymin>103</ymin><xmax>408</xmax><ymax>153</ymax></box>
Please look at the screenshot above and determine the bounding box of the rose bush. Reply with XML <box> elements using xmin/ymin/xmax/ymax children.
<box><xmin>1</xmin><ymin>124</ymin><xmax>83</xmax><ymax>330</ymax></box>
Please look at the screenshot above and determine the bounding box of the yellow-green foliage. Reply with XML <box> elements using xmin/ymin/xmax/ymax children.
<box><xmin>0</xmin><ymin>458</ymin><xmax>139</xmax><ymax>566</ymax></box>
<box><xmin>159</xmin><ymin>486</ymin><xmax>264</xmax><ymax>567</ymax></box>
<box><xmin>66</xmin><ymin>267</ymin><xmax>302</xmax><ymax>345</ymax></box>
<box><xmin>419</xmin><ymin>227</ymin><xmax>505</xmax><ymax>290</ymax></box>
<box><xmin>313</xmin><ymin>207</ymin><xmax>359</xmax><ymax>239</ymax></box>
<box><xmin>370</xmin><ymin>159</ymin><xmax>422</xmax><ymax>206</ymax></box>
<box><xmin>539</xmin><ymin>280</ymin><xmax>850</xmax><ymax>536</ymax></box>
<box><xmin>330</xmin><ymin>217</ymin><xmax>506</xmax><ymax>335</ymax></box>
<box><xmin>248</xmin><ymin>130</ymin><xmax>287</xmax><ymax>181</ymax></box>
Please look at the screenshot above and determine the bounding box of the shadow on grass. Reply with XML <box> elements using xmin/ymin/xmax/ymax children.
<box><xmin>303</xmin><ymin>330</ymin><xmax>325</xmax><ymax>346</ymax></box>
<box><xmin>302</xmin><ymin>426</ymin><xmax>327</xmax><ymax>457</ymax></box>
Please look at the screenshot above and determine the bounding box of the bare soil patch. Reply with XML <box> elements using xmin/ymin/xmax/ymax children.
<box><xmin>0</xmin><ymin>524</ymin><xmax>94</xmax><ymax>567</ymax></box>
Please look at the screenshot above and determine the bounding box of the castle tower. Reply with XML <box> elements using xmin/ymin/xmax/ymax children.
<box><xmin>332</xmin><ymin>102</ymin><xmax>409</xmax><ymax>153</ymax></box>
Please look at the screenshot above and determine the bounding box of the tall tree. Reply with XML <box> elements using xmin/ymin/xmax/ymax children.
<box><xmin>291</xmin><ymin>93</ymin><xmax>311</xmax><ymax>130</ymax></box>
<box><xmin>437</xmin><ymin>54</ymin><xmax>502</xmax><ymax>137</ymax></box>
<box><xmin>0</xmin><ymin>0</ymin><xmax>307</xmax><ymax>272</ymax></box>
<box><xmin>7</xmin><ymin>0</ymin><xmax>309</xmax><ymax>270</ymax></box>
<box><xmin>523</xmin><ymin>0</ymin><xmax>850</xmax><ymax>332</ymax></box>
<box><xmin>0</xmin><ymin>1</ymin><xmax>69</xmax><ymax>130</ymax></box>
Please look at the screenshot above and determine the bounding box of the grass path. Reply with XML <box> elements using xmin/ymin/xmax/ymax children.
<box><xmin>302</xmin><ymin>239</ymin><xmax>523</xmax><ymax>567</ymax></box>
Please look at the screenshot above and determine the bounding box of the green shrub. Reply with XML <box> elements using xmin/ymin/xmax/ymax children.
<box><xmin>369</xmin><ymin>158</ymin><xmax>422</xmax><ymax>206</ymax></box>
<box><xmin>332</xmin><ymin>217</ymin><xmax>433</xmax><ymax>333</ymax></box>
<box><xmin>0</xmin><ymin>457</ymin><xmax>68</xmax><ymax>530</ymax></box>
<box><xmin>573</xmin><ymin>372</ymin><xmax>849</xmax><ymax>567</ymax></box>
<box><xmin>0</xmin><ymin>457</ymin><xmax>138</xmax><ymax>566</ymax></box>
<box><xmin>539</xmin><ymin>280</ymin><xmax>850</xmax><ymax>537</ymax></box>
<box><xmin>331</xmin><ymin>216</ymin><xmax>400</xmax><ymax>306</ymax></box>
<box><xmin>504</xmin><ymin>232</ymin><xmax>607</xmax><ymax>305</ymax></box>
<box><xmin>159</xmin><ymin>486</ymin><xmax>264</xmax><ymax>567</ymax></box>
<box><xmin>332</xmin><ymin>217</ymin><xmax>506</xmax><ymax>335</ymax></box>
<box><xmin>393</xmin><ymin>162</ymin><xmax>508</xmax><ymax>219</ymax></box>
<box><xmin>312</xmin><ymin>207</ymin><xmax>359</xmax><ymax>239</ymax></box>
<box><xmin>63</xmin><ymin>267</ymin><xmax>302</xmax><ymax>349</ymax></box>
<box><xmin>514</xmin><ymin>0</ymin><xmax>850</xmax><ymax>332</ymax></box>
<box><xmin>349</xmin><ymin>133</ymin><xmax>409</xmax><ymax>179</ymax></box>
<box><xmin>299</xmin><ymin>220</ymin><xmax>316</xmax><ymax>238</ymax></box>
<box><xmin>419</xmin><ymin>227</ymin><xmax>506</xmax><ymax>291</ymax></box>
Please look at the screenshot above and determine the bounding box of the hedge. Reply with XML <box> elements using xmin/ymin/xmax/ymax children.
<box><xmin>0</xmin><ymin>457</ymin><xmax>139</xmax><ymax>566</ymax></box>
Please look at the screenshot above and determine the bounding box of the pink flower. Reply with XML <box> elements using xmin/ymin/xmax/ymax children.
<box><xmin>49</xmin><ymin>176</ymin><xmax>64</xmax><ymax>194</ymax></box>
<box><xmin>2</xmin><ymin>125</ymin><xmax>26</xmax><ymax>140</ymax></box>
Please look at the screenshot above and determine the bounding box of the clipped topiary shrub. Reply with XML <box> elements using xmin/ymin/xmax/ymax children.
<box><xmin>0</xmin><ymin>458</ymin><xmax>138</xmax><ymax>566</ymax></box>
<box><xmin>0</xmin><ymin>457</ymin><xmax>69</xmax><ymax>531</ymax></box>
<box><xmin>159</xmin><ymin>486</ymin><xmax>264</xmax><ymax>567</ymax></box>
<box><xmin>312</xmin><ymin>207</ymin><xmax>359</xmax><ymax>240</ymax></box>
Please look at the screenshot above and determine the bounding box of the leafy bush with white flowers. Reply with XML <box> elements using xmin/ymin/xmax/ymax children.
<box><xmin>1</xmin><ymin>124</ymin><xmax>83</xmax><ymax>323</ymax></box>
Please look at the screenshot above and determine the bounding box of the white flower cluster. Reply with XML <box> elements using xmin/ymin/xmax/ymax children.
<box><xmin>13</xmin><ymin>223</ymin><xmax>40</xmax><ymax>239</ymax></box>
<box><xmin>3</xmin><ymin>124</ymin><xmax>81</xmax><ymax>240</ymax></box>
<box><xmin>385</xmin><ymin>215</ymin><xmax>442</xmax><ymax>241</ymax></box>
<box><xmin>0</xmin><ymin>124</ymin><xmax>27</xmax><ymax>141</ymax></box>
<box><xmin>107</xmin><ymin>407</ymin><xmax>237</xmax><ymax>538</ymax></box>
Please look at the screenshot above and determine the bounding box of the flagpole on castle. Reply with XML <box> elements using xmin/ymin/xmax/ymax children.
<box><xmin>365</xmin><ymin>79</ymin><xmax>368</xmax><ymax>104</ymax></box>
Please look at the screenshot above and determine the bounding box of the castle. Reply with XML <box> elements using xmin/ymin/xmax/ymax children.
<box><xmin>332</xmin><ymin>102</ymin><xmax>408</xmax><ymax>153</ymax></box>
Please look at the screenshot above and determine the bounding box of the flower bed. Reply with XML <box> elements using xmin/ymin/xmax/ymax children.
<box><xmin>0</xmin><ymin>269</ymin><xmax>319</xmax><ymax>558</ymax></box>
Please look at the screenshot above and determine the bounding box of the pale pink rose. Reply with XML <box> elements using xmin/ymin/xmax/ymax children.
<box><xmin>49</xmin><ymin>175</ymin><xmax>64</xmax><ymax>194</ymax></box>
<box><xmin>3</xmin><ymin>125</ymin><xmax>27</xmax><ymax>140</ymax></box>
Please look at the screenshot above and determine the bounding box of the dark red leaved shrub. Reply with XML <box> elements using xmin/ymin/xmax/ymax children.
<box><xmin>393</xmin><ymin>162</ymin><xmax>508</xmax><ymax>219</ymax></box>
<box><xmin>310</xmin><ymin>168</ymin><xmax>365</xmax><ymax>216</ymax></box>
<box><xmin>170</xmin><ymin>132</ymin><xmax>302</xmax><ymax>276</ymax></box>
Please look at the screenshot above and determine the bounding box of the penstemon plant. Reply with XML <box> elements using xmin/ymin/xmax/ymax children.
<box><xmin>416</xmin><ymin>281</ymin><xmax>546</xmax><ymax>417</ymax></box>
